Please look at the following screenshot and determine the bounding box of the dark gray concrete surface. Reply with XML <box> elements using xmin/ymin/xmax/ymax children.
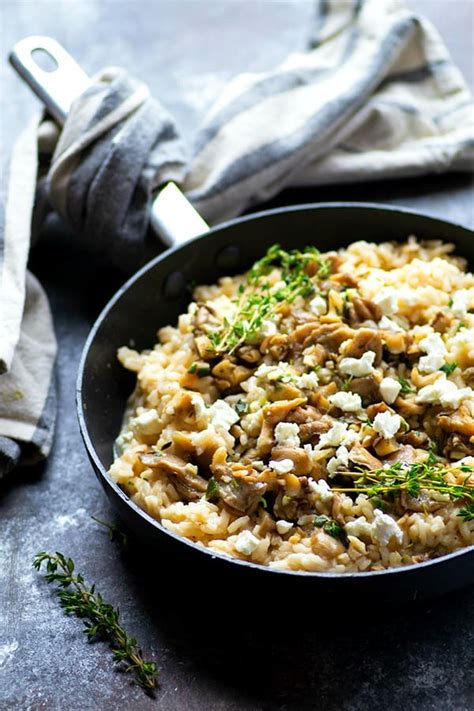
<box><xmin>1</xmin><ymin>2</ymin><xmax>473</xmax><ymax>710</ymax></box>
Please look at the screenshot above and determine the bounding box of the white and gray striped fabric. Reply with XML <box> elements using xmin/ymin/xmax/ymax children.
<box><xmin>1</xmin><ymin>0</ymin><xmax>473</xmax><ymax>475</ymax></box>
<box><xmin>186</xmin><ymin>0</ymin><xmax>474</xmax><ymax>222</ymax></box>
<box><xmin>0</xmin><ymin>116</ymin><xmax>57</xmax><ymax>474</ymax></box>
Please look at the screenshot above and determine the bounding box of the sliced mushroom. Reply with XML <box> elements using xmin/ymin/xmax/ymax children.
<box><xmin>256</xmin><ymin>398</ymin><xmax>306</xmax><ymax>456</ymax></box>
<box><xmin>139</xmin><ymin>452</ymin><xmax>208</xmax><ymax>501</ymax></box>
<box><xmin>348</xmin><ymin>445</ymin><xmax>382</xmax><ymax>470</ymax></box>
<box><xmin>348</xmin><ymin>374</ymin><xmax>381</xmax><ymax>402</ymax></box>
<box><xmin>347</xmin><ymin>297</ymin><xmax>382</xmax><ymax>326</ymax></box>
<box><xmin>292</xmin><ymin>322</ymin><xmax>355</xmax><ymax>351</ymax></box>
<box><xmin>217</xmin><ymin>479</ymin><xmax>267</xmax><ymax>514</ymax></box>
<box><xmin>271</xmin><ymin>446</ymin><xmax>312</xmax><ymax>475</ymax></box>
<box><xmin>437</xmin><ymin>403</ymin><xmax>474</xmax><ymax>437</ymax></box>
<box><xmin>343</xmin><ymin>329</ymin><xmax>382</xmax><ymax>365</ymax></box>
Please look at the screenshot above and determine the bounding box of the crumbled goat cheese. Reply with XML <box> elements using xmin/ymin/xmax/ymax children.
<box><xmin>418</xmin><ymin>377</ymin><xmax>474</xmax><ymax>409</ymax></box>
<box><xmin>378</xmin><ymin>315</ymin><xmax>404</xmax><ymax>332</ymax></box>
<box><xmin>208</xmin><ymin>399</ymin><xmax>239</xmax><ymax>430</ymax></box>
<box><xmin>371</xmin><ymin>509</ymin><xmax>403</xmax><ymax>546</ymax></box>
<box><xmin>339</xmin><ymin>350</ymin><xmax>376</xmax><ymax>377</ymax></box>
<box><xmin>373</xmin><ymin>411</ymin><xmax>401</xmax><ymax>439</ymax></box>
<box><xmin>418</xmin><ymin>352</ymin><xmax>445</xmax><ymax>373</ymax></box>
<box><xmin>235</xmin><ymin>530</ymin><xmax>260</xmax><ymax>555</ymax></box>
<box><xmin>326</xmin><ymin>445</ymin><xmax>350</xmax><ymax>477</ymax></box>
<box><xmin>329</xmin><ymin>391</ymin><xmax>362</xmax><ymax>412</ymax></box>
<box><xmin>309</xmin><ymin>295</ymin><xmax>327</xmax><ymax>315</ymax></box>
<box><xmin>451</xmin><ymin>289</ymin><xmax>471</xmax><ymax>317</ymax></box>
<box><xmin>258</xmin><ymin>319</ymin><xmax>278</xmax><ymax>337</ymax></box>
<box><xmin>276</xmin><ymin>520</ymin><xmax>294</xmax><ymax>535</ymax></box>
<box><xmin>115</xmin><ymin>430</ymin><xmax>133</xmax><ymax>455</ymax></box>
<box><xmin>269</xmin><ymin>458</ymin><xmax>294</xmax><ymax>475</ymax></box>
<box><xmin>255</xmin><ymin>362</ymin><xmax>293</xmax><ymax>381</ymax></box>
<box><xmin>345</xmin><ymin>516</ymin><xmax>374</xmax><ymax>539</ymax></box>
<box><xmin>297</xmin><ymin>371</ymin><xmax>320</xmax><ymax>390</ymax></box>
<box><xmin>130</xmin><ymin>409</ymin><xmax>161</xmax><ymax>435</ymax></box>
<box><xmin>308</xmin><ymin>478</ymin><xmax>333</xmax><ymax>503</ymax></box>
<box><xmin>345</xmin><ymin>510</ymin><xmax>403</xmax><ymax>545</ymax></box>
<box><xmin>317</xmin><ymin>422</ymin><xmax>359</xmax><ymax>449</ymax></box>
<box><xmin>373</xmin><ymin>287</ymin><xmax>398</xmax><ymax>315</ymax></box>
<box><xmin>274</xmin><ymin>422</ymin><xmax>300</xmax><ymax>448</ymax></box>
<box><xmin>379</xmin><ymin>377</ymin><xmax>401</xmax><ymax>404</ymax></box>
<box><xmin>418</xmin><ymin>332</ymin><xmax>447</xmax><ymax>373</ymax></box>
<box><xmin>191</xmin><ymin>392</ymin><xmax>209</xmax><ymax>420</ymax></box>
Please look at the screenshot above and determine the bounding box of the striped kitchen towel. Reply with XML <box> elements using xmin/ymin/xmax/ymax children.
<box><xmin>186</xmin><ymin>0</ymin><xmax>474</xmax><ymax>222</ymax></box>
<box><xmin>1</xmin><ymin>0</ymin><xmax>473</xmax><ymax>474</ymax></box>
<box><xmin>0</xmin><ymin>115</ymin><xmax>57</xmax><ymax>474</ymax></box>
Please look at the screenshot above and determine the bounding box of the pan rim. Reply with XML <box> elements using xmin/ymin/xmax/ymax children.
<box><xmin>76</xmin><ymin>201</ymin><xmax>474</xmax><ymax>581</ymax></box>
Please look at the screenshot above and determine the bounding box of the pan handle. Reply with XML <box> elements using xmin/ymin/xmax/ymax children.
<box><xmin>9</xmin><ymin>36</ymin><xmax>209</xmax><ymax>248</ymax></box>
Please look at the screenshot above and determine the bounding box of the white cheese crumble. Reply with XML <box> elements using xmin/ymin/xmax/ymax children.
<box><xmin>130</xmin><ymin>409</ymin><xmax>161</xmax><ymax>435</ymax></box>
<box><xmin>276</xmin><ymin>520</ymin><xmax>294</xmax><ymax>535</ymax></box>
<box><xmin>329</xmin><ymin>391</ymin><xmax>362</xmax><ymax>412</ymax></box>
<box><xmin>308</xmin><ymin>478</ymin><xmax>333</xmax><ymax>503</ymax></box>
<box><xmin>418</xmin><ymin>332</ymin><xmax>447</xmax><ymax>373</ymax></box>
<box><xmin>379</xmin><ymin>377</ymin><xmax>401</xmax><ymax>404</ymax></box>
<box><xmin>115</xmin><ymin>430</ymin><xmax>133</xmax><ymax>455</ymax></box>
<box><xmin>317</xmin><ymin>422</ymin><xmax>359</xmax><ymax>449</ymax></box>
<box><xmin>372</xmin><ymin>509</ymin><xmax>403</xmax><ymax>546</ymax></box>
<box><xmin>339</xmin><ymin>350</ymin><xmax>376</xmax><ymax>377</ymax></box>
<box><xmin>297</xmin><ymin>371</ymin><xmax>320</xmax><ymax>390</ymax></box>
<box><xmin>418</xmin><ymin>377</ymin><xmax>474</xmax><ymax>409</ymax></box>
<box><xmin>345</xmin><ymin>510</ymin><xmax>403</xmax><ymax>545</ymax></box>
<box><xmin>309</xmin><ymin>295</ymin><xmax>327</xmax><ymax>315</ymax></box>
<box><xmin>191</xmin><ymin>392</ymin><xmax>209</xmax><ymax>420</ymax></box>
<box><xmin>373</xmin><ymin>411</ymin><xmax>401</xmax><ymax>439</ymax></box>
<box><xmin>378</xmin><ymin>315</ymin><xmax>404</xmax><ymax>332</ymax></box>
<box><xmin>269</xmin><ymin>458</ymin><xmax>294</xmax><ymax>475</ymax></box>
<box><xmin>451</xmin><ymin>289</ymin><xmax>471</xmax><ymax>317</ymax></box>
<box><xmin>326</xmin><ymin>445</ymin><xmax>350</xmax><ymax>477</ymax></box>
<box><xmin>274</xmin><ymin>422</ymin><xmax>300</xmax><ymax>448</ymax></box>
<box><xmin>234</xmin><ymin>530</ymin><xmax>260</xmax><ymax>555</ymax></box>
<box><xmin>373</xmin><ymin>286</ymin><xmax>398</xmax><ymax>315</ymax></box>
<box><xmin>345</xmin><ymin>516</ymin><xmax>374</xmax><ymax>540</ymax></box>
<box><xmin>208</xmin><ymin>399</ymin><xmax>239</xmax><ymax>431</ymax></box>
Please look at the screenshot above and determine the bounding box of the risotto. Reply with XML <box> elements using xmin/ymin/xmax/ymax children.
<box><xmin>109</xmin><ymin>238</ymin><xmax>474</xmax><ymax>572</ymax></box>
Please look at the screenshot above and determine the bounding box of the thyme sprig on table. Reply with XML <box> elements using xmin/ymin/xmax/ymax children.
<box><xmin>331</xmin><ymin>458</ymin><xmax>474</xmax><ymax>520</ymax></box>
<box><xmin>209</xmin><ymin>244</ymin><xmax>331</xmax><ymax>354</ymax></box>
<box><xmin>33</xmin><ymin>552</ymin><xmax>158</xmax><ymax>692</ymax></box>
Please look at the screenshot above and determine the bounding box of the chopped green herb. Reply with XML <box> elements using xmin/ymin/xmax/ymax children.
<box><xmin>448</xmin><ymin>296</ymin><xmax>454</xmax><ymax>307</ymax></box>
<box><xmin>187</xmin><ymin>362</ymin><xmax>211</xmax><ymax>377</ymax></box>
<box><xmin>459</xmin><ymin>502</ymin><xmax>474</xmax><ymax>521</ymax></box>
<box><xmin>456</xmin><ymin>321</ymin><xmax>467</xmax><ymax>333</ymax></box>
<box><xmin>440</xmin><ymin>362</ymin><xmax>457</xmax><ymax>375</ymax></box>
<box><xmin>282</xmin><ymin>495</ymin><xmax>292</xmax><ymax>506</ymax></box>
<box><xmin>259</xmin><ymin>495</ymin><xmax>268</xmax><ymax>509</ymax></box>
<box><xmin>235</xmin><ymin>400</ymin><xmax>249</xmax><ymax>416</ymax></box>
<box><xmin>398</xmin><ymin>377</ymin><xmax>415</xmax><ymax>394</ymax></box>
<box><xmin>205</xmin><ymin>477</ymin><xmax>219</xmax><ymax>500</ymax></box>
<box><xmin>313</xmin><ymin>514</ymin><xmax>346</xmax><ymax>542</ymax></box>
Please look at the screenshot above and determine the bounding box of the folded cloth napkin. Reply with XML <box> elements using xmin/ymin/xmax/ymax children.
<box><xmin>1</xmin><ymin>0</ymin><xmax>473</xmax><ymax>474</ymax></box>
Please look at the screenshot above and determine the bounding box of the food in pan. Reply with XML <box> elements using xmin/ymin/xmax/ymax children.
<box><xmin>110</xmin><ymin>238</ymin><xmax>474</xmax><ymax>572</ymax></box>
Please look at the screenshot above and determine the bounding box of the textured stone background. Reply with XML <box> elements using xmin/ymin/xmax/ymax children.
<box><xmin>1</xmin><ymin>1</ymin><xmax>473</xmax><ymax>709</ymax></box>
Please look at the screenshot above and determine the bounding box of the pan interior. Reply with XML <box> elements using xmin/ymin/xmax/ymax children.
<box><xmin>79</xmin><ymin>204</ymin><xmax>473</xmax><ymax>478</ymax></box>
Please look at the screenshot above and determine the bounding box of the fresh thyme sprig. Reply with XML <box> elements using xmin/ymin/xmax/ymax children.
<box><xmin>33</xmin><ymin>552</ymin><xmax>158</xmax><ymax>692</ymax></box>
<box><xmin>91</xmin><ymin>515</ymin><xmax>129</xmax><ymax>548</ymax></box>
<box><xmin>331</xmin><ymin>459</ymin><xmax>474</xmax><ymax>520</ymax></box>
<box><xmin>208</xmin><ymin>244</ymin><xmax>331</xmax><ymax>354</ymax></box>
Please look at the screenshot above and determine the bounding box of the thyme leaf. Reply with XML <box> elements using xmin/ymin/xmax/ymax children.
<box><xmin>208</xmin><ymin>244</ymin><xmax>331</xmax><ymax>354</ymax></box>
<box><xmin>331</xmin><ymin>460</ymin><xmax>474</xmax><ymax>519</ymax></box>
<box><xmin>33</xmin><ymin>552</ymin><xmax>158</xmax><ymax>693</ymax></box>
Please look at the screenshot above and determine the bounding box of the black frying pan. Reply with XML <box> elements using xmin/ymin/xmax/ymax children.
<box><xmin>11</xmin><ymin>39</ymin><xmax>474</xmax><ymax>606</ymax></box>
